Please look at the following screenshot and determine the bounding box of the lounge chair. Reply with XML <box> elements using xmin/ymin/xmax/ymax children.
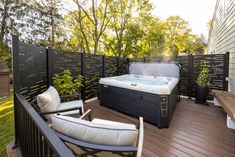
<box><xmin>31</xmin><ymin>86</ymin><xmax>84</xmax><ymax>121</ymax></box>
<box><xmin>51</xmin><ymin>109</ymin><xmax>144</xmax><ymax>157</ymax></box>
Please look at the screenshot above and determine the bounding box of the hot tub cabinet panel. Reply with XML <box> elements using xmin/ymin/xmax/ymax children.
<box><xmin>99</xmin><ymin>84</ymin><xmax>178</xmax><ymax>128</ymax></box>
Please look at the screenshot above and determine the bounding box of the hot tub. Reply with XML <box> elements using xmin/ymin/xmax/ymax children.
<box><xmin>99</xmin><ymin>63</ymin><xmax>180</xmax><ymax>128</ymax></box>
<box><xmin>99</xmin><ymin>74</ymin><xmax>179</xmax><ymax>95</ymax></box>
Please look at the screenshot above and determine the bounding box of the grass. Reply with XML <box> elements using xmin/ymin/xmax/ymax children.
<box><xmin>0</xmin><ymin>87</ymin><xmax>14</xmax><ymax>157</ymax></box>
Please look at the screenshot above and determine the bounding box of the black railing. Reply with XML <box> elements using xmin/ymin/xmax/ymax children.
<box><xmin>14</xmin><ymin>93</ymin><xmax>75</xmax><ymax>157</ymax></box>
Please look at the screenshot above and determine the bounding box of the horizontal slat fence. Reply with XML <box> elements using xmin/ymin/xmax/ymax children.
<box><xmin>118</xmin><ymin>57</ymin><xmax>129</xmax><ymax>75</ymax></box>
<box><xmin>105</xmin><ymin>56</ymin><xmax>118</xmax><ymax>77</ymax></box>
<box><xmin>193</xmin><ymin>54</ymin><xmax>229</xmax><ymax>99</ymax></box>
<box><xmin>13</xmin><ymin>36</ymin><xmax>75</xmax><ymax>157</ymax></box>
<box><xmin>17</xmin><ymin>41</ymin><xmax>48</xmax><ymax>102</ymax></box>
<box><xmin>84</xmin><ymin>53</ymin><xmax>103</xmax><ymax>99</ymax></box>
<box><xmin>51</xmin><ymin>50</ymin><xmax>81</xmax><ymax>78</ymax></box>
<box><xmin>48</xmin><ymin>51</ymin><xmax>128</xmax><ymax>100</ymax></box>
<box><xmin>14</xmin><ymin>36</ymin><xmax>229</xmax><ymax>101</ymax></box>
<box><xmin>130</xmin><ymin>53</ymin><xmax>229</xmax><ymax>99</ymax></box>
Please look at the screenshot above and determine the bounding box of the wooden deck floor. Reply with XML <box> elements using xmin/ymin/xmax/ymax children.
<box><xmin>84</xmin><ymin>98</ymin><xmax>235</xmax><ymax>157</ymax></box>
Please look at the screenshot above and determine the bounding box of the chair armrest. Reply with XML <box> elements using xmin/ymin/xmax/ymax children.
<box><xmin>136</xmin><ymin>117</ymin><xmax>144</xmax><ymax>157</ymax></box>
<box><xmin>60</xmin><ymin>93</ymin><xmax>81</xmax><ymax>101</ymax></box>
<box><xmin>30</xmin><ymin>98</ymin><xmax>41</xmax><ymax>112</ymax></box>
<box><xmin>79</xmin><ymin>109</ymin><xmax>92</xmax><ymax>121</ymax></box>
<box><xmin>55</xmin><ymin>131</ymin><xmax>138</xmax><ymax>153</ymax></box>
<box><xmin>39</xmin><ymin>107</ymin><xmax>82</xmax><ymax>115</ymax></box>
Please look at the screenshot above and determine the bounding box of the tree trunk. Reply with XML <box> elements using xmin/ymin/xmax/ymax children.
<box><xmin>0</xmin><ymin>0</ymin><xmax>9</xmax><ymax>43</ymax></box>
<box><xmin>51</xmin><ymin>17</ymin><xmax>55</xmax><ymax>46</ymax></box>
<box><xmin>94</xmin><ymin>40</ymin><xmax>98</xmax><ymax>54</ymax></box>
<box><xmin>92</xmin><ymin>0</ymin><xmax>98</xmax><ymax>54</ymax></box>
<box><xmin>49</xmin><ymin>0</ymin><xmax>55</xmax><ymax>46</ymax></box>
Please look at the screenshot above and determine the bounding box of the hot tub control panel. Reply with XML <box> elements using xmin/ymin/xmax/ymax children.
<box><xmin>160</xmin><ymin>96</ymin><xmax>168</xmax><ymax>117</ymax></box>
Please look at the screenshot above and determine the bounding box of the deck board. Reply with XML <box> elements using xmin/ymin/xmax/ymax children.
<box><xmin>83</xmin><ymin>98</ymin><xmax>235</xmax><ymax>157</ymax></box>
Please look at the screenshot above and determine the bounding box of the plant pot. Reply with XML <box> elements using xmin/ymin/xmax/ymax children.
<box><xmin>195</xmin><ymin>86</ymin><xmax>209</xmax><ymax>105</ymax></box>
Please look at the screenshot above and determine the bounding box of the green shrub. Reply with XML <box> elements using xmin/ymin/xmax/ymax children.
<box><xmin>196</xmin><ymin>62</ymin><xmax>209</xmax><ymax>88</ymax></box>
<box><xmin>53</xmin><ymin>70</ymin><xmax>83</xmax><ymax>95</ymax></box>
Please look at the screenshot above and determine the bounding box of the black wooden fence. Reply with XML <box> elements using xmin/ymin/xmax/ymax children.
<box><xmin>13</xmin><ymin>36</ymin><xmax>75</xmax><ymax>157</ymax></box>
<box><xmin>12</xmin><ymin>35</ymin><xmax>229</xmax><ymax>157</ymax></box>
<box><xmin>13</xmin><ymin>36</ymin><xmax>229</xmax><ymax>102</ymax></box>
<box><xmin>13</xmin><ymin>38</ymin><xmax>129</xmax><ymax>102</ymax></box>
<box><xmin>48</xmin><ymin>50</ymin><xmax>128</xmax><ymax>100</ymax></box>
<box><xmin>130</xmin><ymin>53</ymin><xmax>229</xmax><ymax>99</ymax></box>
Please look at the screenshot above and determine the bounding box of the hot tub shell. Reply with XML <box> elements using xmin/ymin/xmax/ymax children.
<box><xmin>99</xmin><ymin>83</ymin><xmax>178</xmax><ymax>128</ymax></box>
<box><xmin>99</xmin><ymin>63</ymin><xmax>180</xmax><ymax>128</ymax></box>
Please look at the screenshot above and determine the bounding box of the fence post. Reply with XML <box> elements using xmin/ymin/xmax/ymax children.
<box><xmin>102</xmin><ymin>55</ymin><xmax>105</xmax><ymax>77</ymax></box>
<box><xmin>188</xmin><ymin>54</ymin><xmax>193</xmax><ymax>98</ymax></box>
<box><xmin>223</xmin><ymin>52</ymin><xmax>230</xmax><ymax>91</ymax></box>
<box><xmin>116</xmin><ymin>56</ymin><xmax>119</xmax><ymax>76</ymax></box>
<box><xmin>127</xmin><ymin>58</ymin><xmax>130</xmax><ymax>74</ymax></box>
<box><xmin>12</xmin><ymin>35</ymin><xmax>20</xmax><ymax>148</ymax></box>
<box><xmin>81</xmin><ymin>51</ymin><xmax>85</xmax><ymax>101</ymax></box>
<box><xmin>47</xmin><ymin>47</ymin><xmax>53</xmax><ymax>87</ymax></box>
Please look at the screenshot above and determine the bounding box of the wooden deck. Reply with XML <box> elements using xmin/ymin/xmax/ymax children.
<box><xmin>8</xmin><ymin>98</ymin><xmax>235</xmax><ymax>157</ymax></box>
<box><xmin>84</xmin><ymin>98</ymin><xmax>235</xmax><ymax>157</ymax></box>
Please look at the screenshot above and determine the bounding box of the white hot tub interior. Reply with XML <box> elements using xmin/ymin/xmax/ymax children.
<box><xmin>99</xmin><ymin>63</ymin><xmax>180</xmax><ymax>95</ymax></box>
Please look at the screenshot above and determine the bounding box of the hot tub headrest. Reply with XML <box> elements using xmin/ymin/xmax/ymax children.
<box><xmin>129</xmin><ymin>63</ymin><xmax>180</xmax><ymax>78</ymax></box>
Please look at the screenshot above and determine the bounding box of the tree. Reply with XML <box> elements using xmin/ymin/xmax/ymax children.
<box><xmin>67</xmin><ymin>0</ymin><xmax>111</xmax><ymax>54</ymax></box>
<box><xmin>0</xmin><ymin>0</ymin><xmax>17</xmax><ymax>43</ymax></box>
<box><xmin>0</xmin><ymin>0</ymin><xmax>27</xmax><ymax>62</ymax></box>
<box><xmin>187</xmin><ymin>34</ymin><xmax>206</xmax><ymax>54</ymax></box>
<box><xmin>104</xmin><ymin>0</ymin><xmax>133</xmax><ymax>57</ymax></box>
<box><xmin>164</xmin><ymin>16</ymin><xmax>191</xmax><ymax>56</ymax></box>
<box><xmin>123</xmin><ymin>23</ymin><xmax>144</xmax><ymax>57</ymax></box>
<box><xmin>138</xmin><ymin>16</ymin><xmax>165</xmax><ymax>57</ymax></box>
<box><xmin>103</xmin><ymin>0</ymin><xmax>154</xmax><ymax>57</ymax></box>
<box><xmin>23</xmin><ymin>0</ymin><xmax>65</xmax><ymax>48</ymax></box>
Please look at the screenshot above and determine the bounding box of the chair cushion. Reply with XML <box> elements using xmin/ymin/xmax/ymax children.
<box><xmin>37</xmin><ymin>86</ymin><xmax>61</xmax><ymax>113</ymax></box>
<box><xmin>58</xmin><ymin>100</ymin><xmax>84</xmax><ymax>116</ymax></box>
<box><xmin>92</xmin><ymin>118</ymin><xmax>136</xmax><ymax>130</ymax></box>
<box><xmin>52</xmin><ymin>115</ymin><xmax>138</xmax><ymax>146</ymax></box>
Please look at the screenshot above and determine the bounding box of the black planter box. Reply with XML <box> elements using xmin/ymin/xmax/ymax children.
<box><xmin>195</xmin><ymin>86</ymin><xmax>209</xmax><ymax>105</ymax></box>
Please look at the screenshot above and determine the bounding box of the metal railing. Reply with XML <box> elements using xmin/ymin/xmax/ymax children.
<box><xmin>14</xmin><ymin>93</ymin><xmax>75</xmax><ymax>157</ymax></box>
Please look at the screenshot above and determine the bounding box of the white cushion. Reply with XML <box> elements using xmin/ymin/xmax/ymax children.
<box><xmin>37</xmin><ymin>86</ymin><xmax>61</xmax><ymax>113</ymax></box>
<box><xmin>52</xmin><ymin>115</ymin><xmax>138</xmax><ymax>146</ymax></box>
<box><xmin>92</xmin><ymin>118</ymin><xmax>136</xmax><ymax>130</ymax></box>
<box><xmin>58</xmin><ymin>100</ymin><xmax>84</xmax><ymax>116</ymax></box>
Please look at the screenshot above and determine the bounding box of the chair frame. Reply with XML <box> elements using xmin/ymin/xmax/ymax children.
<box><xmin>54</xmin><ymin>109</ymin><xmax>144</xmax><ymax>157</ymax></box>
<box><xmin>30</xmin><ymin>93</ymin><xmax>83</xmax><ymax>121</ymax></box>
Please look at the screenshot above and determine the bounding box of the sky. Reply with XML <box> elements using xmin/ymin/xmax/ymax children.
<box><xmin>150</xmin><ymin>0</ymin><xmax>217</xmax><ymax>39</ymax></box>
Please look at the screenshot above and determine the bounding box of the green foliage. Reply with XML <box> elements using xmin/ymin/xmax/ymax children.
<box><xmin>53</xmin><ymin>70</ymin><xmax>83</xmax><ymax>95</ymax></box>
<box><xmin>0</xmin><ymin>42</ymin><xmax>11</xmax><ymax>62</ymax></box>
<box><xmin>197</xmin><ymin>62</ymin><xmax>209</xmax><ymax>87</ymax></box>
<box><xmin>165</xmin><ymin>16</ymin><xmax>190</xmax><ymax>56</ymax></box>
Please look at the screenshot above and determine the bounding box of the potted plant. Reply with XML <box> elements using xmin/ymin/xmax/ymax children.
<box><xmin>195</xmin><ymin>62</ymin><xmax>209</xmax><ymax>105</ymax></box>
